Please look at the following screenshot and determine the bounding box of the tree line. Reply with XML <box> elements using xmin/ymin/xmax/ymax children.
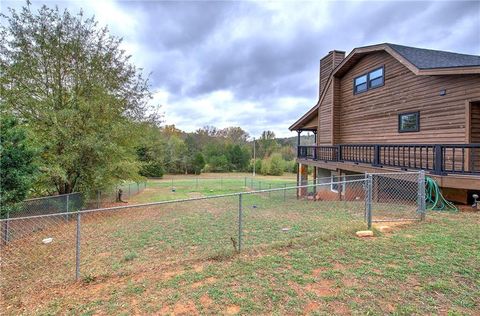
<box><xmin>0</xmin><ymin>3</ymin><xmax>297</xmax><ymax>215</ymax></box>
<box><xmin>136</xmin><ymin>124</ymin><xmax>298</xmax><ymax>179</ymax></box>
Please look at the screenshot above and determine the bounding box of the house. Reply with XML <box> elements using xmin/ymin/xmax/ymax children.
<box><xmin>289</xmin><ymin>43</ymin><xmax>480</xmax><ymax>204</ymax></box>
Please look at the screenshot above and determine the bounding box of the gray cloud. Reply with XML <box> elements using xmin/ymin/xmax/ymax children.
<box><xmin>2</xmin><ymin>0</ymin><xmax>479</xmax><ymax>137</ymax></box>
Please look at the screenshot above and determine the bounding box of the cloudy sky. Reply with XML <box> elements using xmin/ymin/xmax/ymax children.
<box><xmin>2</xmin><ymin>1</ymin><xmax>480</xmax><ymax>138</ymax></box>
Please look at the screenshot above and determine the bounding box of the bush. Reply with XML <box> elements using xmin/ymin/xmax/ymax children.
<box><xmin>139</xmin><ymin>161</ymin><xmax>164</xmax><ymax>178</ymax></box>
<box><xmin>248</xmin><ymin>158</ymin><xmax>262</xmax><ymax>173</ymax></box>
<box><xmin>205</xmin><ymin>155</ymin><xmax>230</xmax><ymax>172</ymax></box>
<box><xmin>283</xmin><ymin>160</ymin><xmax>297</xmax><ymax>173</ymax></box>
<box><xmin>260</xmin><ymin>153</ymin><xmax>285</xmax><ymax>176</ymax></box>
<box><xmin>269</xmin><ymin>153</ymin><xmax>285</xmax><ymax>175</ymax></box>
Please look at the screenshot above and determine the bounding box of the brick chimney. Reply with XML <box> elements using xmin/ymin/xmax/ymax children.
<box><xmin>319</xmin><ymin>50</ymin><xmax>345</xmax><ymax>97</ymax></box>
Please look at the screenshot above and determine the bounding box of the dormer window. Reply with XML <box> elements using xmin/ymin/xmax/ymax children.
<box><xmin>354</xmin><ymin>66</ymin><xmax>384</xmax><ymax>94</ymax></box>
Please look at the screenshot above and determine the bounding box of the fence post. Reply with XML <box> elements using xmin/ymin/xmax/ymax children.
<box><xmin>66</xmin><ymin>194</ymin><xmax>70</xmax><ymax>221</ymax></box>
<box><xmin>366</xmin><ymin>174</ymin><xmax>373</xmax><ymax>230</ymax></box>
<box><xmin>96</xmin><ymin>190</ymin><xmax>100</xmax><ymax>209</ymax></box>
<box><xmin>418</xmin><ymin>170</ymin><xmax>426</xmax><ymax>221</ymax></box>
<box><xmin>2</xmin><ymin>211</ymin><xmax>10</xmax><ymax>245</ymax></box>
<box><xmin>75</xmin><ymin>212</ymin><xmax>81</xmax><ymax>281</ymax></box>
<box><xmin>238</xmin><ymin>193</ymin><xmax>243</xmax><ymax>252</ymax></box>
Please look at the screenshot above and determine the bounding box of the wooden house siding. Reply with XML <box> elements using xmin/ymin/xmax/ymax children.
<box><xmin>335</xmin><ymin>51</ymin><xmax>480</xmax><ymax>144</ymax></box>
<box><xmin>472</xmin><ymin>103</ymin><xmax>480</xmax><ymax>143</ymax></box>
<box><xmin>318</xmin><ymin>80</ymin><xmax>333</xmax><ymax>145</ymax></box>
<box><xmin>319</xmin><ymin>54</ymin><xmax>333</xmax><ymax>96</ymax></box>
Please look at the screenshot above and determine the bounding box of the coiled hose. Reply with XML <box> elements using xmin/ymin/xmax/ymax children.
<box><xmin>425</xmin><ymin>177</ymin><xmax>458</xmax><ymax>212</ymax></box>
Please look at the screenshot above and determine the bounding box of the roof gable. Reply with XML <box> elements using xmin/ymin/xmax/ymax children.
<box><xmin>334</xmin><ymin>43</ymin><xmax>480</xmax><ymax>77</ymax></box>
<box><xmin>387</xmin><ymin>43</ymin><xmax>480</xmax><ymax>70</ymax></box>
<box><xmin>289</xmin><ymin>43</ymin><xmax>480</xmax><ymax>131</ymax></box>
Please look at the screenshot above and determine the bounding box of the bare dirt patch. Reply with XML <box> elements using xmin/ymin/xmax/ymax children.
<box><xmin>305</xmin><ymin>280</ymin><xmax>339</xmax><ymax>297</ymax></box>
<box><xmin>330</xmin><ymin>301</ymin><xmax>351</xmax><ymax>315</ymax></box>
<box><xmin>173</xmin><ymin>300</ymin><xmax>199</xmax><ymax>315</ymax></box>
<box><xmin>341</xmin><ymin>277</ymin><xmax>357</xmax><ymax>287</ymax></box>
<box><xmin>303</xmin><ymin>301</ymin><xmax>321</xmax><ymax>315</ymax></box>
<box><xmin>225</xmin><ymin>305</ymin><xmax>241</xmax><ymax>315</ymax></box>
<box><xmin>312</xmin><ymin>267</ymin><xmax>326</xmax><ymax>277</ymax></box>
<box><xmin>199</xmin><ymin>294</ymin><xmax>213</xmax><ymax>308</ymax></box>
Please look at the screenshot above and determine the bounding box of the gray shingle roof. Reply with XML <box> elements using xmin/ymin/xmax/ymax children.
<box><xmin>386</xmin><ymin>43</ymin><xmax>480</xmax><ymax>69</ymax></box>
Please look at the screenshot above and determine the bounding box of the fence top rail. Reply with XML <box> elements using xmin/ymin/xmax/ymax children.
<box><xmin>23</xmin><ymin>192</ymin><xmax>82</xmax><ymax>202</ymax></box>
<box><xmin>366</xmin><ymin>171</ymin><xmax>420</xmax><ymax>175</ymax></box>
<box><xmin>1</xmin><ymin>179</ymin><xmax>368</xmax><ymax>222</ymax></box>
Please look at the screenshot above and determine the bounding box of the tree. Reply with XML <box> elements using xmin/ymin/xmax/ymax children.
<box><xmin>258</xmin><ymin>130</ymin><xmax>279</xmax><ymax>158</ymax></box>
<box><xmin>191</xmin><ymin>152</ymin><xmax>205</xmax><ymax>175</ymax></box>
<box><xmin>136</xmin><ymin>123</ymin><xmax>165</xmax><ymax>178</ymax></box>
<box><xmin>164</xmin><ymin>135</ymin><xmax>188</xmax><ymax>173</ymax></box>
<box><xmin>206</xmin><ymin>155</ymin><xmax>230</xmax><ymax>172</ymax></box>
<box><xmin>220</xmin><ymin>126</ymin><xmax>249</xmax><ymax>144</ymax></box>
<box><xmin>227</xmin><ymin>144</ymin><xmax>250</xmax><ymax>171</ymax></box>
<box><xmin>0</xmin><ymin>4</ymin><xmax>153</xmax><ymax>194</ymax></box>
<box><xmin>0</xmin><ymin>115</ymin><xmax>37</xmax><ymax>217</ymax></box>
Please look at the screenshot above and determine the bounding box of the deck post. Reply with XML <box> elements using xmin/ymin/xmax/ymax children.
<box><xmin>434</xmin><ymin>145</ymin><xmax>444</xmax><ymax>175</ymax></box>
<box><xmin>373</xmin><ymin>145</ymin><xmax>381</xmax><ymax>166</ymax></box>
<box><xmin>296</xmin><ymin>163</ymin><xmax>300</xmax><ymax>198</ymax></box>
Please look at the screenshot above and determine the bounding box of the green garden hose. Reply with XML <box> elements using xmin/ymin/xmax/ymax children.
<box><xmin>425</xmin><ymin>177</ymin><xmax>458</xmax><ymax>212</ymax></box>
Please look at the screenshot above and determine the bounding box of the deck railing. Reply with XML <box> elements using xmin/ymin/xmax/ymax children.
<box><xmin>298</xmin><ymin>144</ymin><xmax>480</xmax><ymax>175</ymax></box>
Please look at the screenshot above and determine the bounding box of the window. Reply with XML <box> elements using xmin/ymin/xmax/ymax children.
<box><xmin>398</xmin><ymin>112</ymin><xmax>420</xmax><ymax>133</ymax></box>
<box><xmin>353</xmin><ymin>66</ymin><xmax>384</xmax><ymax>94</ymax></box>
<box><xmin>354</xmin><ymin>74</ymin><xmax>368</xmax><ymax>94</ymax></box>
<box><xmin>369</xmin><ymin>67</ymin><xmax>384</xmax><ymax>88</ymax></box>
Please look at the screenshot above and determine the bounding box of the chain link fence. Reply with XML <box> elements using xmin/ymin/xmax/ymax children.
<box><xmin>84</xmin><ymin>182</ymin><xmax>148</xmax><ymax>209</ymax></box>
<box><xmin>0</xmin><ymin>172</ymin><xmax>424</xmax><ymax>306</ymax></box>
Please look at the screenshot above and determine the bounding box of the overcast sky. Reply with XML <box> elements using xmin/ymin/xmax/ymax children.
<box><xmin>2</xmin><ymin>0</ymin><xmax>480</xmax><ymax>138</ymax></box>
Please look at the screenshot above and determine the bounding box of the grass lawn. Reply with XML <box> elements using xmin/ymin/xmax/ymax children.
<box><xmin>129</xmin><ymin>173</ymin><xmax>298</xmax><ymax>203</ymax></box>
<box><xmin>1</xmin><ymin>174</ymin><xmax>479</xmax><ymax>315</ymax></box>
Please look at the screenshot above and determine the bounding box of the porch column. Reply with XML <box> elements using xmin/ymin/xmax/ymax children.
<box><xmin>313</xmin><ymin>130</ymin><xmax>318</xmax><ymax>160</ymax></box>
<box><xmin>313</xmin><ymin>166</ymin><xmax>318</xmax><ymax>200</ymax></box>
<box><xmin>296</xmin><ymin>162</ymin><xmax>300</xmax><ymax>199</ymax></box>
<box><xmin>297</xmin><ymin>130</ymin><xmax>301</xmax><ymax>157</ymax></box>
<box><xmin>299</xmin><ymin>164</ymin><xmax>308</xmax><ymax>198</ymax></box>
